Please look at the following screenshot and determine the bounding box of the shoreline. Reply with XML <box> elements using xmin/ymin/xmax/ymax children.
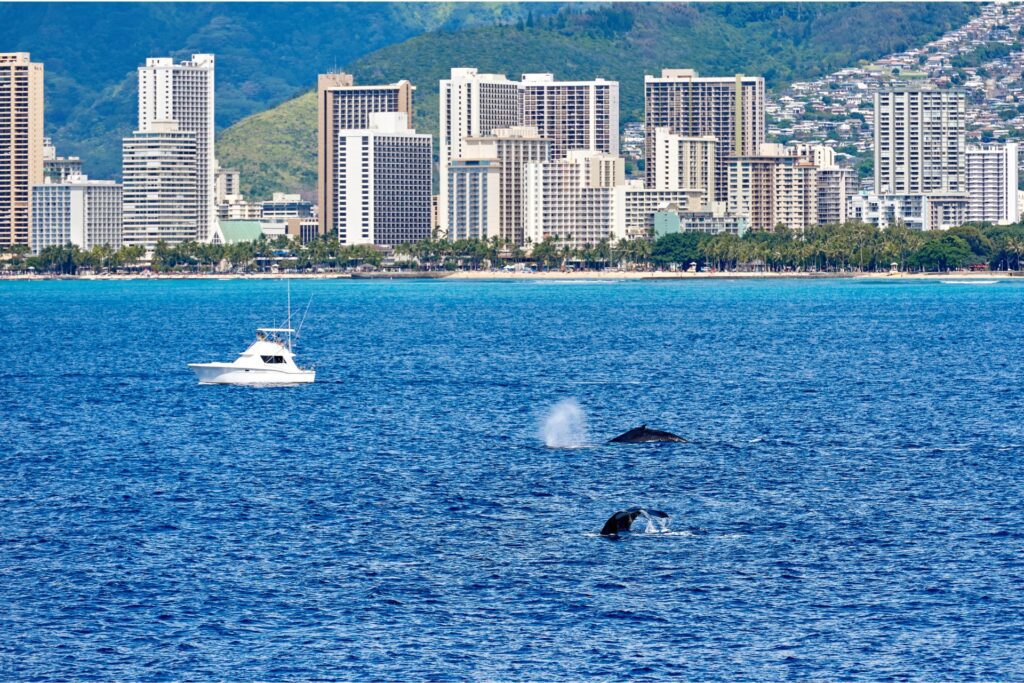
<box><xmin>0</xmin><ymin>270</ymin><xmax>1017</xmax><ymax>282</ymax></box>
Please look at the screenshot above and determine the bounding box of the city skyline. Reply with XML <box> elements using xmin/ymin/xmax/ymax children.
<box><xmin>5</xmin><ymin>2</ymin><xmax>1024</xmax><ymax>259</ymax></box>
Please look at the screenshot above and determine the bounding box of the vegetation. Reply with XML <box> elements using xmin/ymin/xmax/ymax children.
<box><xmin>16</xmin><ymin>2</ymin><xmax>558</xmax><ymax>178</ymax></box>
<box><xmin>950</xmin><ymin>40</ymin><xmax>1018</xmax><ymax>69</ymax></box>
<box><xmin>10</xmin><ymin>222</ymin><xmax>1024</xmax><ymax>276</ymax></box>
<box><xmin>219</xmin><ymin>2</ymin><xmax>979</xmax><ymax>198</ymax></box>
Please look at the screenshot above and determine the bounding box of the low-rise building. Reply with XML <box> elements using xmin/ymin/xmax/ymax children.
<box><xmin>31</xmin><ymin>174</ymin><xmax>122</xmax><ymax>253</ymax></box>
<box><xmin>653</xmin><ymin>204</ymin><xmax>749</xmax><ymax>236</ymax></box>
<box><xmin>850</xmin><ymin>192</ymin><xmax>968</xmax><ymax>231</ymax></box>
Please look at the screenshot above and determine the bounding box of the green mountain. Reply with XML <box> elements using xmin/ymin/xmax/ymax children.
<box><xmin>1</xmin><ymin>2</ymin><xmax>559</xmax><ymax>178</ymax></box>
<box><xmin>218</xmin><ymin>2</ymin><xmax>979</xmax><ymax>199</ymax></box>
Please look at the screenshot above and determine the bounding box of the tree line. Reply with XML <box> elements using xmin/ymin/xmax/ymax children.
<box><xmin>5</xmin><ymin>222</ymin><xmax>1024</xmax><ymax>275</ymax></box>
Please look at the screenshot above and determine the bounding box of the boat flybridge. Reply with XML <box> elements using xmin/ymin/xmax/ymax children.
<box><xmin>189</xmin><ymin>327</ymin><xmax>315</xmax><ymax>386</ymax></box>
<box><xmin>189</xmin><ymin>282</ymin><xmax>315</xmax><ymax>386</ymax></box>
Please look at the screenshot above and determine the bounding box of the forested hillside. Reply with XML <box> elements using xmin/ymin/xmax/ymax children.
<box><xmin>2</xmin><ymin>2</ymin><xmax>558</xmax><ymax>177</ymax></box>
<box><xmin>217</xmin><ymin>2</ymin><xmax>979</xmax><ymax>198</ymax></box>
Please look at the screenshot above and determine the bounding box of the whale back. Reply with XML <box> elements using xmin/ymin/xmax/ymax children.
<box><xmin>609</xmin><ymin>425</ymin><xmax>687</xmax><ymax>443</ymax></box>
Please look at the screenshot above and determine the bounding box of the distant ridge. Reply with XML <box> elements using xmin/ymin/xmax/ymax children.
<box><xmin>0</xmin><ymin>2</ymin><xmax>561</xmax><ymax>178</ymax></box>
<box><xmin>216</xmin><ymin>2</ymin><xmax>979</xmax><ymax>199</ymax></box>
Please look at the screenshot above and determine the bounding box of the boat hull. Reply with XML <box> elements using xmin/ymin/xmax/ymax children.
<box><xmin>189</xmin><ymin>363</ymin><xmax>315</xmax><ymax>386</ymax></box>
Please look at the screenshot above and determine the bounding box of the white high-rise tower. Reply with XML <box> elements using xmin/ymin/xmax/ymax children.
<box><xmin>439</xmin><ymin>68</ymin><xmax>520</xmax><ymax>235</ymax></box>
<box><xmin>137</xmin><ymin>54</ymin><xmax>215</xmax><ymax>241</ymax></box>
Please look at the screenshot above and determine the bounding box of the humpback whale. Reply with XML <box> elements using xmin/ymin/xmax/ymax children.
<box><xmin>600</xmin><ymin>507</ymin><xmax>670</xmax><ymax>537</ymax></box>
<box><xmin>608</xmin><ymin>425</ymin><xmax>687</xmax><ymax>443</ymax></box>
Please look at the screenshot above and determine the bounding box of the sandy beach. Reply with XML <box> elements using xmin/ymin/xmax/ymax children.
<box><xmin>1</xmin><ymin>269</ymin><xmax>1018</xmax><ymax>282</ymax></box>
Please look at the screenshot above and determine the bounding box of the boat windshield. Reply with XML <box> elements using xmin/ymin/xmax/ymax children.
<box><xmin>261</xmin><ymin>355</ymin><xmax>285</xmax><ymax>364</ymax></box>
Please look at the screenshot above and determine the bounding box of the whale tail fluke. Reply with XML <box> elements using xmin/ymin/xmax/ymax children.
<box><xmin>600</xmin><ymin>507</ymin><xmax>670</xmax><ymax>537</ymax></box>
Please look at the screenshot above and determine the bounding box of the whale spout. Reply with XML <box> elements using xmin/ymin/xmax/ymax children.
<box><xmin>600</xmin><ymin>507</ymin><xmax>670</xmax><ymax>537</ymax></box>
<box><xmin>608</xmin><ymin>424</ymin><xmax>687</xmax><ymax>443</ymax></box>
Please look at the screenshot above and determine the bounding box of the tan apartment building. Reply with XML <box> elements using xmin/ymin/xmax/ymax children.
<box><xmin>317</xmin><ymin>72</ymin><xmax>414</xmax><ymax>236</ymax></box>
<box><xmin>652</xmin><ymin>128</ymin><xmax>717</xmax><ymax>207</ymax></box>
<box><xmin>461</xmin><ymin>126</ymin><xmax>552</xmax><ymax>245</ymax></box>
<box><xmin>644</xmin><ymin>69</ymin><xmax>764</xmax><ymax>203</ymax></box>
<box><xmin>0</xmin><ymin>53</ymin><xmax>44</xmax><ymax>248</ymax></box>
<box><xmin>438</xmin><ymin>68</ymin><xmax>520</xmax><ymax>235</ymax></box>
<box><xmin>728</xmin><ymin>149</ymin><xmax>819</xmax><ymax>232</ymax></box>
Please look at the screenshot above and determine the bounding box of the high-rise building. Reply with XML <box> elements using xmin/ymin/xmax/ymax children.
<box><xmin>461</xmin><ymin>126</ymin><xmax>552</xmax><ymax>245</ymax></box>
<box><xmin>0</xmin><ymin>53</ymin><xmax>44</xmax><ymax>248</ymax></box>
<box><xmin>121</xmin><ymin>121</ymin><xmax>199</xmax><ymax>251</ymax></box>
<box><xmin>317</xmin><ymin>72</ymin><xmax>414</xmax><ymax>236</ymax></box>
<box><xmin>966</xmin><ymin>142</ymin><xmax>1019</xmax><ymax>225</ymax></box>
<box><xmin>31</xmin><ymin>174</ymin><xmax>121</xmax><ymax>254</ymax></box>
<box><xmin>137</xmin><ymin>54</ymin><xmax>215</xmax><ymax>241</ymax></box>
<box><xmin>214</xmin><ymin>164</ymin><xmax>240</xmax><ymax>204</ymax></box>
<box><xmin>644</xmin><ymin>69</ymin><xmax>765</xmax><ymax>201</ymax></box>
<box><xmin>728</xmin><ymin>147</ymin><xmax>819</xmax><ymax>232</ymax></box>
<box><xmin>874</xmin><ymin>88</ymin><xmax>966</xmax><ymax>195</ymax></box>
<box><xmin>439</xmin><ymin>68</ymin><xmax>520</xmax><ymax>234</ymax></box>
<box><xmin>652</xmin><ymin>128</ymin><xmax>717</xmax><ymax>205</ymax></box>
<box><xmin>519</xmin><ymin>73</ymin><xmax>619</xmax><ymax>159</ymax></box>
<box><xmin>816</xmin><ymin>166</ymin><xmax>857</xmax><ymax>226</ymax></box>
<box><xmin>447</xmin><ymin>158</ymin><xmax>501</xmax><ymax>241</ymax></box>
<box><xmin>524</xmin><ymin>150</ymin><xmax>623</xmax><ymax>247</ymax></box>
<box><xmin>335</xmin><ymin>112</ymin><xmax>431</xmax><ymax>246</ymax></box>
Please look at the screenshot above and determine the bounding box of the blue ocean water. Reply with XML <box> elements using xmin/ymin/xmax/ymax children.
<box><xmin>2</xmin><ymin>278</ymin><xmax>1024</xmax><ymax>680</ymax></box>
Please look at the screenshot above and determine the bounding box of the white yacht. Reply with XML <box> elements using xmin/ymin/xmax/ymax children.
<box><xmin>189</xmin><ymin>328</ymin><xmax>315</xmax><ymax>385</ymax></box>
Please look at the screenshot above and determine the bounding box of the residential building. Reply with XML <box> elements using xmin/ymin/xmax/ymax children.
<box><xmin>644</xmin><ymin>69</ymin><xmax>765</xmax><ymax>201</ymax></box>
<box><xmin>524</xmin><ymin>150</ymin><xmax>623</xmax><ymax>247</ymax></box>
<box><xmin>519</xmin><ymin>73</ymin><xmax>619</xmax><ymax>159</ymax></box>
<box><xmin>652</xmin><ymin>128</ymin><xmax>717</xmax><ymax>205</ymax></box>
<box><xmin>261</xmin><ymin>193</ymin><xmax>313</xmax><ymax>220</ymax></box>
<box><xmin>613</xmin><ymin>182</ymin><xmax>705</xmax><ymax>239</ymax></box>
<box><xmin>966</xmin><ymin>142</ymin><xmax>1019</xmax><ymax>225</ymax></box>
<box><xmin>317</xmin><ymin>72</ymin><xmax>414</xmax><ymax>236</ymax></box>
<box><xmin>214</xmin><ymin>165</ymin><xmax>240</xmax><ymax>203</ymax></box>
<box><xmin>42</xmin><ymin>138</ymin><xmax>83</xmax><ymax>184</ymax></box>
<box><xmin>461</xmin><ymin>126</ymin><xmax>552</xmax><ymax>244</ymax></box>
<box><xmin>137</xmin><ymin>54</ymin><xmax>215</xmax><ymax>241</ymax></box>
<box><xmin>121</xmin><ymin>121</ymin><xmax>198</xmax><ymax>251</ymax></box>
<box><xmin>874</xmin><ymin>88</ymin><xmax>966</xmax><ymax>194</ymax></box>
<box><xmin>30</xmin><ymin>174</ymin><xmax>121</xmax><ymax>254</ymax></box>
<box><xmin>447</xmin><ymin>158</ymin><xmax>501</xmax><ymax>241</ymax></box>
<box><xmin>335</xmin><ymin>112</ymin><xmax>431</xmax><ymax>246</ymax></box>
<box><xmin>524</xmin><ymin>151</ymin><xmax>702</xmax><ymax>246</ymax></box>
<box><xmin>850</xmin><ymin>192</ymin><xmax>969</xmax><ymax>231</ymax></box>
<box><xmin>816</xmin><ymin>166</ymin><xmax>857</xmax><ymax>225</ymax></box>
<box><xmin>439</xmin><ymin>68</ymin><xmax>520</xmax><ymax>233</ymax></box>
<box><xmin>216</xmin><ymin>195</ymin><xmax>261</xmax><ymax>221</ymax></box>
<box><xmin>653</xmin><ymin>205</ymin><xmax>749</xmax><ymax>237</ymax></box>
<box><xmin>0</xmin><ymin>53</ymin><xmax>44</xmax><ymax>248</ymax></box>
<box><xmin>728</xmin><ymin>147</ymin><xmax>819</xmax><ymax>232</ymax></box>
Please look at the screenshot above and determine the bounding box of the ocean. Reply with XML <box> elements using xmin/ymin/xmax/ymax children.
<box><xmin>2</xmin><ymin>278</ymin><xmax>1023</xmax><ymax>679</ymax></box>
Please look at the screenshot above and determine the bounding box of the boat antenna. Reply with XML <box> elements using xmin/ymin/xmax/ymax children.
<box><xmin>285</xmin><ymin>279</ymin><xmax>293</xmax><ymax>351</ymax></box>
<box><xmin>296</xmin><ymin>295</ymin><xmax>314</xmax><ymax>344</ymax></box>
